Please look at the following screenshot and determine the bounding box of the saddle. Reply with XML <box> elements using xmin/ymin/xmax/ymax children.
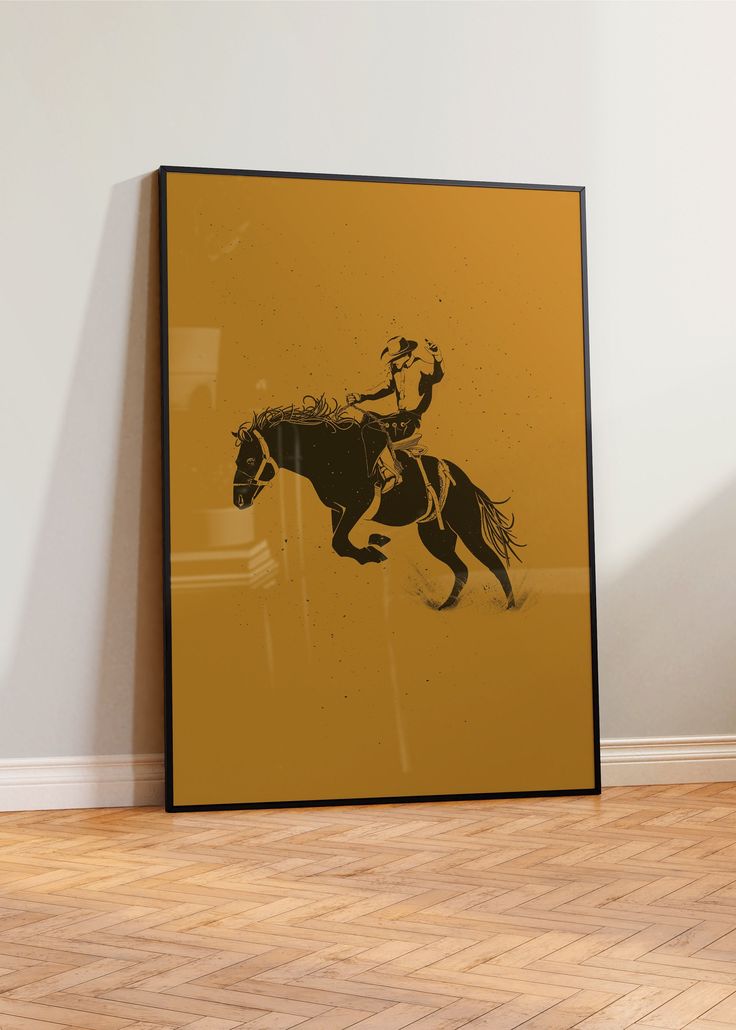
<box><xmin>394</xmin><ymin>433</ymin><xmax>425</xmax><ymax>456</ymax></box>
<box><xmin>360</xmin><ymin>421</ymin><xmax>453</xmax><ymax>529</ymax></box>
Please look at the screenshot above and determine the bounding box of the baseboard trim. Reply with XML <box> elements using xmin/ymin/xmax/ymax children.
<box><xmin>0</xmin><ymin>754</ymin><xmax>165</xmax><ymax>811</ymax></box>
<box><xmin>601</xmin><ymin>735</ymin><xmax>736</xmax><ymax>786</ymax></box>
<box><xmin>1</xmin><ymin>737</ymin><xmax>734</xmax><ymax>811</ymax></box>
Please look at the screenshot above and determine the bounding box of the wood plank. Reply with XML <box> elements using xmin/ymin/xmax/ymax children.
<box><xmin>1</xmin><ymin>785</ymin><xmax>736</xmax><ymax>1028</ymax></box>
<box><xmin>637</xmin><ymin>981</ymin><xmax>736</xmax><ymax>1027</ymax></box>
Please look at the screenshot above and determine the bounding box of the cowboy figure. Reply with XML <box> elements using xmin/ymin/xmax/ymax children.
<box><xmin>347</xmin><ymin>336</ymin><xmax>444</xmax><ymax>490</ymax></box>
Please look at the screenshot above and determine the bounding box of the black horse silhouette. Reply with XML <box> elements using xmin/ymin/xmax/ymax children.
<box><xmin>232</xmin><ymin>396</ymin><xmax>521</xmax><ymax>609</ymax></box>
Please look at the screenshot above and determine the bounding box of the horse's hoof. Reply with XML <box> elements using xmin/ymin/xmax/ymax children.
<box><xmin>369</xmin><ymin>533</ymin><xmax>391</xmax><ymax>547</ymax></box>
<box><xmin>357</xmin><ymin>545</ymin><xmax>387</xmax><ymax>564</ymax></box>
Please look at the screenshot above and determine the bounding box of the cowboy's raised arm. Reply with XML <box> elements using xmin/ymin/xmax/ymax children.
<box><xmin>422</xmin><ymin>339</ymin><xmax>444</xmax><ymax>382</ymax></box>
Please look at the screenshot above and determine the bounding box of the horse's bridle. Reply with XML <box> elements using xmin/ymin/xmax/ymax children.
<box><xmin>236</xmin><ymin>429</ymin><xmax>278</xmax><ymax>486</ymax></box>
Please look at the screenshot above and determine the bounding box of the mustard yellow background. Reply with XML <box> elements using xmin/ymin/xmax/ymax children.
<box><xmin>164</xmin><ymin>171</ymin><xmax>595</xmax><ymax>806</ymax></box>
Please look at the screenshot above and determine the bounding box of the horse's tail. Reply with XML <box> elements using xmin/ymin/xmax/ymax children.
<box><xmin>446</xmin><ymin>461</ymin><xmax>524</xmax><ymax>566</ymax></box>
<box><xmin>476</xmin><ymin>488</ymin><xmax>523</xmax><ymax>565</ymax></box>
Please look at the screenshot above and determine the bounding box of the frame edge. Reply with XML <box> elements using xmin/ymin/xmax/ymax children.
<box><xmin>159</xmin><ymin>167</ymin><xmax>599</xmax><ymax>810</ymax></box>
<box><xmin>159</xmin><ymin>167</ymin><xmax>175</xmax><ymax>813</ymax></box>
<box><xmin>579</xmin><ymin>187</ymin><xmax>602</xmax><ymax>795</ymax></box>
<box><xmin>159</xmin><ymin>165</ymin><xmax>584</xmax><ymax>194</ymax></box>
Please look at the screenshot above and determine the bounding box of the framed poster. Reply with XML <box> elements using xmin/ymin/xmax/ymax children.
<box><xmin>159</xmin><ymin>166</ymin><xmax>598</xmax><ymax>812</ymax></box>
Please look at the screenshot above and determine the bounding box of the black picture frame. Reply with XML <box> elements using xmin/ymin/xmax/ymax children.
<box><xmin>159</xmin><ymin>165</ymin><xmax>600</xmax><ymax>813</ymax></box>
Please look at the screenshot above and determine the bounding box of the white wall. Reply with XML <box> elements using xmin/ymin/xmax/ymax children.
<box><xmin>1</xmin><ymin>1</ymin><xmax>735</xmax><ymax>765</ymax></box>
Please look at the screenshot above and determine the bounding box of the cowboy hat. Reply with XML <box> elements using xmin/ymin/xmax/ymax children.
<box><xmin>381</xmin><ymin>336</ymin><xmax>418</xmax><ymax>363</ymax></box>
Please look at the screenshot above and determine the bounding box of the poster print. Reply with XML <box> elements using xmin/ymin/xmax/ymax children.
<box><xmin>160</xmin><ymin>167</ymin><xmax>599</xmax><ymax>811</ymax></box>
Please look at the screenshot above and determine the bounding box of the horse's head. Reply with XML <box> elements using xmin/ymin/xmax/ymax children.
<box><xmin>232</xmin><ymin>428</ymin><xmax>277</xmax><ymax>510</ymax></box>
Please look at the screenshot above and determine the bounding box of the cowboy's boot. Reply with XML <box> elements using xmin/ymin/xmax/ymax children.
<box><xmin>377</xmin><ymin>448</ymin><xmax>401</xmax><ymax>492</ymax></box>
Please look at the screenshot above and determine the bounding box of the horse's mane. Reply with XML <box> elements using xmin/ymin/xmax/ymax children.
<box><xmin>235</xmin><ymin>394</ymin><xmax>357</xmax><ymax>442</ymax></box>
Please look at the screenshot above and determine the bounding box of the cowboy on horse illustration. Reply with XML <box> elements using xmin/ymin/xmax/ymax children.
<box><xmin>346</xmin><ymin>336</ymin><xmax>445</xmax><ymax>492</ymax></box>
<box><xmin>232</xmin><ymin>335</ymin><xmax>521</xmax><ymax>610</ymax></box>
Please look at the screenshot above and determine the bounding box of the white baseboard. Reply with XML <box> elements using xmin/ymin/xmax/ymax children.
<box><xmin>1</xmin><ymin>738</ymin><xmax>734</xmax><ymax>812</ymax></box>
<box><xmin>0</xmin><ymin>754</ymin><xmax>165</xmax><ymax>812</ymax></box>
<box><xmin>601</xmin><ymin>735</ymin><xmax>736</xmax><ymax>786</ymax></box>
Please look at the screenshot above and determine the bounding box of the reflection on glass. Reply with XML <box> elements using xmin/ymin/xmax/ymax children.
<box><xmin>170</xmin><ymin>327</ymin><xmax>278</xmax><ymax>593</ymax></box>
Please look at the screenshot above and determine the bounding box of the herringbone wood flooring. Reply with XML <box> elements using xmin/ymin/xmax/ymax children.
<box><xmin>2</xmin><ymin>785</ymin><xmax>736</xmax><ymax>1029</ymax></box>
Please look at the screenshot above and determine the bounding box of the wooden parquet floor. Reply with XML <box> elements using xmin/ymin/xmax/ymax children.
<box><xmin>2</xmin><ymin>784</ymin><xmax>736</xmax><ymax>1030</ymax></box>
